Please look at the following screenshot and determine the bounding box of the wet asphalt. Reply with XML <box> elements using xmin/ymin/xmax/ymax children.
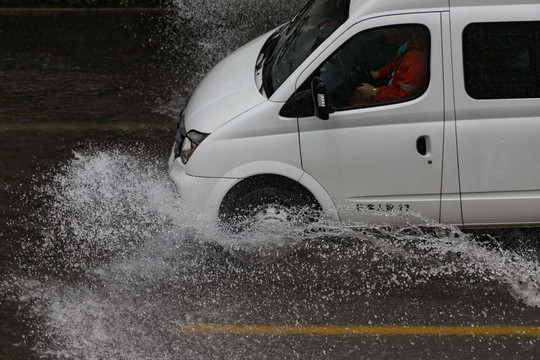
<box><xmin>0</xmin><ymin>9</ymin><xmax>179</xmax><ymax>359</ymax></box>
<box><xmin>1</xmin><ymin>6</ymin><xmax>540</xmax><ymax>360</ymax></box>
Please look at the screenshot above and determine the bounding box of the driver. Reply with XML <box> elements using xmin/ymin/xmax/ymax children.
<box><xmin>349</xmin><ymin>26</ymin><xmax>429</xmax><ymax>106</ymax></box>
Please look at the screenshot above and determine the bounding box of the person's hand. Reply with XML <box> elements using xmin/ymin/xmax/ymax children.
<box><xmin>370</xmin><ymin>70</ymin><xmax>380</xmax><ymax>80</ymax></box>
<box><xmin>355</xmin><ymin>83</ymin><xmax>375</xmax><ymax>100</ymax></box>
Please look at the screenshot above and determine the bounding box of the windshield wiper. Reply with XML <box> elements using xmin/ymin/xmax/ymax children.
<box><xmin>263</xmin><ymin>15</ymin><xmax>310</xmax><ymax>95</ymax></box>
<box><xmin>257</xmin><ymin>25</ymin><xmax>285</xmax><ymax>71</ymax></box>
<box><xmin>261</xmin><ymin>0</ymin><xmax>315</xmax><ymax>96</ymax></box>
<box><xmin>275</xmin><ymin>14</ymin><xmax>309</xmax><ymax>64</ymax></box>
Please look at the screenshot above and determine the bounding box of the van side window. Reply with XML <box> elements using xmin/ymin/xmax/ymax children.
<box><xmin>319</xmin><ymin>24</ymin><xmax>431</xmax><ymax>110</ymax></box>
<box><xmin>463</xmin><ymin>22</ymin><xmax>540</xmax><ymax>100</ymax></box>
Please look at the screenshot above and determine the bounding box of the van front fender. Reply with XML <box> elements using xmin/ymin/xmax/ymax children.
<box><xmin>222</xmin><ymin>161</ymin><xmax>339</xmax><ymax>221</ymax></box>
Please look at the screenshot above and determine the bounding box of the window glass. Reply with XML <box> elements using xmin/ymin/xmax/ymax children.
<box><xmin>299</xmin><ymin>24</ymin><xmax>431</xmax><ymax>111</ymax></box>
<box><xmin>463</xmin><ymin>22</ymin><xmax>540</xmax><ymax>99</ymax></box>
<box><xmin>264</xmin><ymin>0</ymin><xmax>350</xmax><ymax>97</ymax></box>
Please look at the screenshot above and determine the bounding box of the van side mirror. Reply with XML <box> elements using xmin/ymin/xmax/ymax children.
<box><xmin>278</xmin><ymin>77</ymin><xmax>335</xmax><ymax>119</ymax></box>
<box><xmin>279</xmin><ymin>90</ymin><xmax>314</xmax><ymax>118</ymax></box>
<box><xmin>311</xmin><ymin>77</ymin><xmax>330</xmax><ymax>120</ymax></box>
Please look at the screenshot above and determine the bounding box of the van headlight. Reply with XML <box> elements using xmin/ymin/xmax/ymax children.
<box><xmin>173</xmin><ymin>110</ymin><xmax>209</xmax><ymax>164</ymax></box>
<box><xmin>177</xmin><ymin>130</ymin><xmax>209</xmax><ymax>164</ymax></box>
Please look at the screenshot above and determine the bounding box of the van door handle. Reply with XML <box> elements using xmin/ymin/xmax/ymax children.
<box><xmin>416</xmin><ymin>135</ymin><xmax>430</xmax><ymax>156</ymax></box>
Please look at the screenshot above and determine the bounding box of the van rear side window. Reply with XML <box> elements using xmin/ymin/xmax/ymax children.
<box><xmin>463</xmin><ymin>22</ymin><xmax>540</xmax><ymax>100</ymax></box>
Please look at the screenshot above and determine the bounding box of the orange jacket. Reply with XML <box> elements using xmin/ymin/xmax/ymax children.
<box><xmin>375</xmin><ymin>40</ymin><xmax>429</xmax><ymax>102</ymax></box>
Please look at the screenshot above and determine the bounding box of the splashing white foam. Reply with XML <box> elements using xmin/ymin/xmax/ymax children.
<box><xmin>3</xmin><ymin>146</ymin><xmax>540</xmax><ymax>359</ymax></box>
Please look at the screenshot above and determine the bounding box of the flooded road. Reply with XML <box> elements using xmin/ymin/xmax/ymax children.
<box><xmin>1</xmin><ymin>4</ymin><xmax>540</xmax><ymax>359</ymax></box>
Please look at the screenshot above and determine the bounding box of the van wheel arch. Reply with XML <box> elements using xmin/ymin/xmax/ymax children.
<box><xmin>218</xmin><ymin>174</ymin><xmax>322</xmax><ymax>231</ymax></box>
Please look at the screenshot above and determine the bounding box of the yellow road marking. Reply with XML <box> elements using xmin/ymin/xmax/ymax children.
<box><xmin>181</xmin><ymin>324</ymin><xmax>540</xmax><ymax>337</ymax></box>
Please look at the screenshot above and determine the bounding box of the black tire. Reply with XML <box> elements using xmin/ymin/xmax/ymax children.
<box><xmin>219</xmin><ymin>186</ymin><xmax>319</xmax><ymax>233</ymax></box>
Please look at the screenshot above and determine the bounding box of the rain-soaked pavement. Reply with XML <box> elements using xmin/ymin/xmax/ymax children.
<box><xmin>1</xmin><ymin>4</ymin><xmax>540</xmax><ymax>359</ymax></box>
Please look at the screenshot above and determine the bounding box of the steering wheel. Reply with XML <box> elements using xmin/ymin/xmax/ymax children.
<box><xmin>355</xmin><ymin>69</ymin><xmax>376</xmax><ymax>85</ymax></box>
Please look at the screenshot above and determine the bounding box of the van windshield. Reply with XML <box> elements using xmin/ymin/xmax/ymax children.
<box><xmin>263</xmin><ymin>0</ymin><xmax>350</xmax><ymax>97</ymax></box>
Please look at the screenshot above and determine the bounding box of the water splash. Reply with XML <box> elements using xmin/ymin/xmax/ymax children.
<box><xmin>3</xmin><ymin>146</ymin><xmax>540</xmax><ymax>358</ymax></box>
<box><xmin>155</xmin><ymin>0</ymin><xmax>305</xmax><ymax>119</ymax></box>
<box><xmin>31</xmin><ymin>147</ymin><xmax>191</xmax><ymax>274</ymax></box>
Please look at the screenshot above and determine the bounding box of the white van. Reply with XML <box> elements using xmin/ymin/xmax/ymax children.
<box><xmin>169</xmin><ymin>0</ymin><xmax>540</xmax><ymax>229</ymax></box>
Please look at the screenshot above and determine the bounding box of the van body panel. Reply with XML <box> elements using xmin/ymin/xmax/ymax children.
<box><xmin>183</xmin><ymin>32</ymin><xmax>270</xmax><ymax>134</ymax></box>
<box><xmin>297</xmin><ymin>13</ymin><xmax>445</xmax><ymax>224</ymax></box>
<box><xmin>348</xmin><ymin>0</ymin><xmax>448</xmax><ymax>25</ymax></box>
<box><xmin>450</xmin><ymin>5</ymin><xmax>540</xmax><ymax>226</ymax></box>
<box><xmin>185</xmin><ymin>100</ymin><xmax>302</xmax><ymax>179</ymax></box>
<box><xmin>449</xmin><ymin>0</ymin><xmax>539</xmax><ymax>7</ymax></box>
<box><xmin>298</xmin><ymin>171</ymin><xmax>340</xmax><ymax>220</ymax></box>
<box><xmin>439</xmin><ymin>11</ymin><xmax>462</xmax><ymax>224</ymax></box>
<box><xmin>169</xmin><ymin>157</ymin><xmax>239</xmax><ymax>223</ymax></box>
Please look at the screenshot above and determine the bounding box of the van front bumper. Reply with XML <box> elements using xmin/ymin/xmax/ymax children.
<box><xmin>168</xmin><ymin>149</ymin><xmax>239</xmax><ymax>223</ymax></box>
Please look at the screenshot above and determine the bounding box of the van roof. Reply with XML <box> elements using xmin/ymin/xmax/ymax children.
<box><xmin>349</xmin><ymin>0</ymin><xmax>448</xmax><ymax>22</ymax></box>
<box><xmin>348</xmin><ymin>0</ymin><xmax>538</xmax><ymax>23</ymax></box>
<box><xmin>449</xmin><ymin>0</ymin><xmax>539</xmax><ymax>6</ymax></box>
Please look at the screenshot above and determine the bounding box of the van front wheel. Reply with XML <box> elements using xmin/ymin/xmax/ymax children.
<box><xmin>219</xmin><ymin>187</ymin><xmax>319</xmax><ymax>233</ymax></box>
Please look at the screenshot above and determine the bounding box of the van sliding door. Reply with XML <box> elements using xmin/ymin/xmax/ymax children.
<box><xmin>452</xmin><ymin>5</ymin><xmax>540</xmax><ymax>226</ymax></box>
